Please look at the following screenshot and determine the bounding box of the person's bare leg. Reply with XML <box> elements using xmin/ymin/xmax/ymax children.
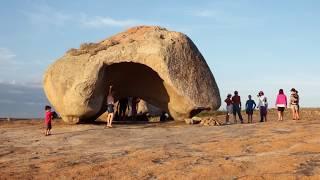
<box><xmin>108</xmin><ymin>114</ymin><xmax>112</xmax><ymax>127</ymax></box>
<box><xmin>106</xmin><ymin>113</ymin><xmax>111</xmax><ymax>127</ymax></box>
<box><xmin>296</xmin><ymin>109</ymin><xmax>300</xmax><ymax>120</ymax></box>
<box><xmin>109</xmin><ymin>113</ymin><xmax>114</xmax><ymax>127</ymax></box>
<box><xmin>226</xmin><ymin>114</ymin><xmax>229</xmax><ymax>124</ymax></box>
<box><xmin>291</xmin><ymin>108</ymin><xmax>295</xmax><ymax>120</ymax></box>
<box><xmin>277</xmin><ymin>111</ymin><xmax>281</xmax><ymax>121</ymax></box>
<box><xmin>234</xmin><ymin>115</ymin><xmax>237</xmax><ymax>124</ymax></box>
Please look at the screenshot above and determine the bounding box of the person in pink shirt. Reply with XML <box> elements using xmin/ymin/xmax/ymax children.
<box><xmin>275</xmin><ymin>89</ymin><xmax>287</xmax><ymax>121</ymax></box>
<box><xmin>44</xmin><ymin>105</ymin><xmax>53</xmax><ymax>136</ymax></box>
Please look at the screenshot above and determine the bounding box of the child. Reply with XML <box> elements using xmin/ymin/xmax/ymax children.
<box><xmin>246</xmin><ymin>95</ymin><xmax>256</xmax><ymax>123</ymax></box>
<box><xmin>224</xmin><ymin>94</ymin><xmax>233</xmax><ymax>124</ymax></box>
<box><xmin>44</xmin><ymin>105</ymin><xmax>53</xmax><ymax>136</ymax></box>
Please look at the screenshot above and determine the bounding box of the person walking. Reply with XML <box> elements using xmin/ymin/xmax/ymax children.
<box><xmin>275</xmin><ymin>89</ymin><xmax>287</xmax><ymax>121</ymax></box>
<box><xmin>232</xmin><ymin>91</ymin><xmax>243</xmax><ymax>124</ymax></box>
<box><xmin>257</xmin><ymin>91</ymin><xmax>268</xmax><ymax>122</ymax></box>
<box><xmin>224</xmin><ymin>94</ymin><xmax>233</xmax><ymax>124</ymax></box>
<box><xmin>290</xmin><ymin>88</ymin><xmax>300</xmax><ymax>120</ymax></box>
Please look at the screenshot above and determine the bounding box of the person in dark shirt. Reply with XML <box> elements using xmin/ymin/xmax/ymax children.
<box><xmin>118</xmin><ymin>97</ymin><xmax>129</xmax><ymax>121</ymax></box>
<box><xmin>246</xmin><ymin>95</ymin><xmax>256</xmax><ymax>123</ymax></box>
<box><xmin>232</xmin><ymin>91</ymin><xmax>243</xmax><ymax>124</ymax></box>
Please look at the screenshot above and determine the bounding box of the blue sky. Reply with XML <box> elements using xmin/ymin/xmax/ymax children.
<box><xmin>0</xmin><ymin>0</ymin><xmax>319</xmax><ymax>117</ymax></box>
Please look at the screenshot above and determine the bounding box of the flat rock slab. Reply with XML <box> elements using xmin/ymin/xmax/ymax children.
<box><xmin>1</xmin><ymin>109</ymin><xmax>320</xmax><ymax>179</ymax></box>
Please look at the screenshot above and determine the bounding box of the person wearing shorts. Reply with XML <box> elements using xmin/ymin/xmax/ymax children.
<box><xmin>275</xmin><ymin>89</ymin><xmax>287</xmax><ymax>121</ymax></box>
<box><xmin>224</xmin><ymin>94</ymin><xmax>233</xmax><ymax>124</ymax></box>
<box><xmin>290</xmin><ymin>88</ymin><xmax>300</xmax><ymax>120</ymax></box>
<box><xmin>246</xmin><ymin>95</ymin><xmax>256</xmax><ymax>123</ymax></box>
<box><xmin>44</xmin><ymin>105</ymin><xmax>53</xmax><ymax>136</ymax></box>
<box><xmin>106</xmin><ymin>85</ymin><xmax>115</xmax><ymax>128</ymax></box>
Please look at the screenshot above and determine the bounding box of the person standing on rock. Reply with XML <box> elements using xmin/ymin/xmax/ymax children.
<box><xmin>224</xmin><ymin>94</ymin><xmax>233</xmax><ymax>124</ymax></box>
<box><xmin>106</xmin><ymin>85</ymin><xmax>115</xmax><ymax>128</ymax></box>
<box><xmin>257</xmin><ymin>91</ymin><xmax>268</xmax><ymax>122</ymax></box>
<box><xmin>275</xmin><ymin>89</ymin><xmax>287</xmax><ymax>121</ymax></box>
<box><xmin>232</xmin><ymin>91</ymin><xmax>243</xmax><ymax>124</ymax></box>
<box><xmin>246</xmin><ymin>95</ymin><xmax>256</xmax><ymax>123</ymax></box>
<box><xmin>44</xmin><ymin>105</ymin><xmax>53</xmax><ymax>136</ymax></box>
<box><xmin>290</xmin><ymin>88</ymin><xmax>300</xmax><ymax>120</ymax></box>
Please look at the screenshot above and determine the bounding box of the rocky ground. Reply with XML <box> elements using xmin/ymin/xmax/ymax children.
<box><xmin>1</xmin><ymin>109</ymin><xmax>320</xmax><ymax>179</ymax></box>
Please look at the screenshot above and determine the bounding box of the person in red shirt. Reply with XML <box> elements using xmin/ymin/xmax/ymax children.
<box><xmin>232</xmin><ymin>91</ymin><xmax>243</xmax><ymax>124</ymax></box>
<box><xmin>44</xmin><ymin>105</ymin><xmax>53</xmax><ymax>136</ymax></box>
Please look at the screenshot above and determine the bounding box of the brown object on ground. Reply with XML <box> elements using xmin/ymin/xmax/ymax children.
<box><xmin>43</xmin><ymin>26</ymin><xmax>220</xmax><ymax>124</ymax></box>
<box><xmin>200</xmin><ymin>117</ymin><xmax>222</xmax><ymax>126</ymax></box>
<box><xmin>1</xmin><ymin>109</ymin><xmax>320</xmax><ymax>179</ymax></box>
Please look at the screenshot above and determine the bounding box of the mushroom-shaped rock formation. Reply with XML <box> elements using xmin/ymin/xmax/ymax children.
<box><xmin>43</xmin><ymin>26</ymin><xmax>221</xmax><ymax>124</ymax></box>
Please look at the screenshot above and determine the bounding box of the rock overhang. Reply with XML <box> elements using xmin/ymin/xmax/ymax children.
<box><xmin>43</xmin><ymin>26</ymin><xmax>221</xmax><ymax>124</ymax></box>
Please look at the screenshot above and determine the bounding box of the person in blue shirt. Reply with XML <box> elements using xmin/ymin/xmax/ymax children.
<box><xmin>246</xmin><ymin>95</ymin><xmax>256</xmax><ymax>123</ymax></box>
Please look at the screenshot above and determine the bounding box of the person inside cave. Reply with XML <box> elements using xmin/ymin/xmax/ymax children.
<box><xmin>105</xmin><ymin>85</ymin><xmax>115</xmax><ymax>128</ymax></box>
<box><xmin>118</xmin><ymin>97</ymin><xmax>129</xmax><ymax>121</ymax></box>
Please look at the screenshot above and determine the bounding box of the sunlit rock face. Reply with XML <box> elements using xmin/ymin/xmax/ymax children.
<box><xmin>43</xmin><ymin>26</ymin><xmax>220</xmax><ymax>124</ymax></box>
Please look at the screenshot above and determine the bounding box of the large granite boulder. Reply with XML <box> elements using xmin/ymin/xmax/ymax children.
<box><xmin>43</xmin><ymin>26</ymin><xmax>220</xmax><ymax>124</ymax></box>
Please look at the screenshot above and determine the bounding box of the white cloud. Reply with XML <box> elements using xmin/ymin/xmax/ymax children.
<box><xmin>80</xmin><ymin>15</ymin><xmax>141</xmax><ymax>28</ymax></box>
<box><xmin>23</xmin><ymin>4</ymin><xmax>71</xmax><ymax>27</ymax></box>
<box><xmin>0</xmin><ymin>48</ymin><xmax>16</xmax><ymax>63</ymax></box>
<box><xmin>0</xmin><ymin>99</ymin><xmax>15</xmax><ymax>104</ymax></box>
<box><xmin>24</xmin><ymin>4</ymin><xmax>158</xmax><ymax>29</ymax></box>
<box><xmin>193</xmin><ymin>10</ymin><xmax>219</xmax><ymax>18</ymax></box>
<box><xmin>191</xmin><ymin>9</ymin><xmax>262</xmax><ymax>28</ymax></box>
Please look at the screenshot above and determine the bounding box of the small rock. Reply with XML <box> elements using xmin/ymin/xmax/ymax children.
<box><xmin>185</xmin><ymin>118</ymin><xmax>193</xmax><ymax>125</ymax></box>
<box><xmin>191</xmin><ymin>116</ymin><xmax>202</xmax><ymax>124</ymax></box>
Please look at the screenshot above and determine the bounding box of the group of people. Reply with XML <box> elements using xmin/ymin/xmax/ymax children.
<box><xmin>224</xmin><ymin>88</ymin><xmax>300</xmax><ymax>124</ymax></box>
<box><xmin>43</xmin><ymin>85</ymin><xmax>141</xmax><ymax>135</ymax></box>
<box><xmin>43</xmin><ymin>86</ymin><xmax>301</xmax><ymax>136</ymax></box>
<box><xmin>105</xmin><ymin>85</ymin><xmax>141</xmax><ymax>128</ymax></box>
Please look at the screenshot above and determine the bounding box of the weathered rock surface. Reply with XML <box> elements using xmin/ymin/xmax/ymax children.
<box><xmin>43</xmin><ymin>26</ymin><xmax>220</xmax><ymax>124</ymax></box>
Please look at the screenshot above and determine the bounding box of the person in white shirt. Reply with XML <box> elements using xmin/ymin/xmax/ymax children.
<box><xmin>257</xmin><ymin>91</ymin><xmax>268</xmax><ymax>122</ymax></box>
